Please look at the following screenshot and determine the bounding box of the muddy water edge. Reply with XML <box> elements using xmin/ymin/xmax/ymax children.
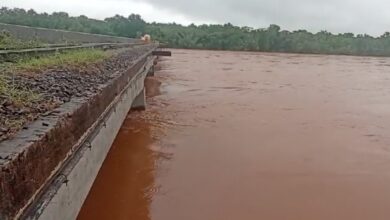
<box><xmin>78</xmin><ymin>49</ymin><xmax>390</xmax><ymax>220</ymax></box>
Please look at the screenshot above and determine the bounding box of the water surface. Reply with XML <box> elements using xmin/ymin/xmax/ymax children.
<box><xmin>78</xmin><ymin>49</ymin><xmax>390</xmax><ymax>220</ymax></box>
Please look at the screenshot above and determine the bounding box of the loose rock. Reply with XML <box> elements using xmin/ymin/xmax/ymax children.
<box><xmin>0</xmin><ymin>45</ymin><xmax>155</xmax><ymax>140</ymax></box>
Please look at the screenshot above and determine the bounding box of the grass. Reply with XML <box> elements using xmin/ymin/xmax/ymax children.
<box><xmin>0</xmin><ymin>48</ymin><xmax>110</xmax><ymax>105</ymax></box>
<box><xmin>11</xmin><ymin>48</ymin><xmax>110</xmax><ymax>72</ymax></box>
<box><xmin>0</xmin><ymin>48</ymin><xmax>109</xmax><ymax>106</ymax></box>
<box><xmin>0</xmin><ymin>46</ymin><xmax>114</xmax><ymax>139</ymax></box>
<box><xmin>0</xmin><ymin>74</ymin><xmax>42</xmax><ymax>138</ymax></box>
<box><xmin>0</xmin><ymin>75</ymin><xmax>40</xmax><ymax>139</ymax></box>
<box><xmin>0</xmin><ymin>75</ymin><xmax>41</xmax><ymax>106</ymax></box>
<box><xmin>0</xmin><ymin>31</ymin><xmax>42</xmax><ymax>50</ymax></box>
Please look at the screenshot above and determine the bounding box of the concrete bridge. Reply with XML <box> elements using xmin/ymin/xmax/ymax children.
<box><xmin>0</xmin><ymin>24</ymin><xmax>167</xmax><ymax>220</ymax></box>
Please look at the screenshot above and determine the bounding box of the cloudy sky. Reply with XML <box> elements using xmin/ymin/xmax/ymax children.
<box><xmin>2</xmin><ymin>0</ymin><xmax>390</xmax><ymax>36</ymax></box>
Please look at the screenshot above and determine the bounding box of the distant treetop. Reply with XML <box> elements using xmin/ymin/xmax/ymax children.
<box><xmin>1</xmin><ymin>7</ymin><xmax>390</xmax><ymax>56</ymax></box>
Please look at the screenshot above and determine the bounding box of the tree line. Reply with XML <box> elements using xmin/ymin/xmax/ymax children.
<box><xmin>2</xmin><ymin>7</ymin><xmax>390</xmax><ymax>56</ymax></box>
<box><xmin>0</xmin><ymin>8</ymin><xmax>146</xmax><ymax>38</ymax></box>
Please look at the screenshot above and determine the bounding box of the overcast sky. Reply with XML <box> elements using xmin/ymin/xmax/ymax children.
<box><xmin>2</xmin><ymin>0</ymin><xmax>390</xmax><ymax>36</ymax></box>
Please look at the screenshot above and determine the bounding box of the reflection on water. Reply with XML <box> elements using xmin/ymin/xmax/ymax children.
<box><xmin>79</xmin><ymin>49</ymin><xmax>390</xmax><ymax>220</ymax></box>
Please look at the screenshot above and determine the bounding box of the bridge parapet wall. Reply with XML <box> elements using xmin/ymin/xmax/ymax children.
<box><xmin>0</xmin><ymin>23</ymin><xmax>140</xmax><ymax>44</ymax></box>
<box><xmin>0</xmin><ymin>45</ymin><xmax>158</xmax><ymax>219</ymax></box>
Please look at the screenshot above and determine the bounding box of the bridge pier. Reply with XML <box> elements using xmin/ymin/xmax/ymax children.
<box><xmin>147</xmin><ymin>65</ymin><xmax>155</xmax><ymax>77</ymax></box>
<box><xmin>131</xmin><ymin>88</ymin><xmax>146</xmax><ymax>110</ymax></box>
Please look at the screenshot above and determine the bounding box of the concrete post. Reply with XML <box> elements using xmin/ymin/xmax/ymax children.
<box><xmin>147</xmin><ymin>65</ymin><xmax>155</xmax><ymax>77</ymax></box>
<box><xmin>131</xmin><ymin>88</ymin><xmax>146</xmax><ymax>110</ymax></box>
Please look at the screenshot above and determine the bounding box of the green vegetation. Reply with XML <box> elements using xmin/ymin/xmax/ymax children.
<box><xmin>0</xmin><ymin>7</ymin><xmax>146</xmax><ymax>38</ymax></box>
<box><xmin>0</xmin><ymin>48</ymin><xmax>110</xmax><ymax>138</ymax></box>
<box><xmin>146</xmin><ymin>23</ymin><xmax>390</xmax><ymax>56</ymax></box>
<box><xmin>0</xmin><ymin>75</ymin><xmax>40</xmax><ymax>106</ymax></box>
<box><xmin>10</xmin><ymin>49</ymin><xmax>109</xmax><ymax>72</ymax></box>
<box><xmin>0</xmin><ymin>75</ymin><xmax>42</xmax><ymax>137</ymax></box>
<box><xmin>1</xmin><ymin>7</ymin><xmax>390</xmax><ymax>56</ymax></box>
<box><xmin>0</xmin><ymin>30</ymin><xmax>41</xmax><ymax>49</ymax></box>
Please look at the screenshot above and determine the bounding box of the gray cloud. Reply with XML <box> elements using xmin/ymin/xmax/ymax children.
<box><xmin>3</xmin><ymin>0</ymin><xmax>390</xmax><ymax>36</ymax></box>
<box><xmin>137</xmin><ymin>0</ymin><xmax>390</xmax><ymax>36</ymax></box>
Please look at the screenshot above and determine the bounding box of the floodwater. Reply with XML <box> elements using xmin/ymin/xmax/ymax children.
<box><xmin>78</xmin><ymin>49</ymin><xmax>390</xmax><ymax>220</ymax></box>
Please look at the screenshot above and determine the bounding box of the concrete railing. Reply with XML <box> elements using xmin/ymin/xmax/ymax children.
<box><xmin>0</xmin><ymin>23</ymin><xmax>140</xmax><ymax>44</ymax></box>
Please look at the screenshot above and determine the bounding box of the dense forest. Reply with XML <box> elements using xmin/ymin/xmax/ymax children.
<box><xmin>1</xmin><ymin>7</ymin><xmax>390</xmax><ymax>56</ymax></box>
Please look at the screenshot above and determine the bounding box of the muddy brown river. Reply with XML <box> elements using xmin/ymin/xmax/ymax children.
<box><xmin>78</xmin><ymin>49</ymin><xmax>390</xmax><ymax>220</ymax></box>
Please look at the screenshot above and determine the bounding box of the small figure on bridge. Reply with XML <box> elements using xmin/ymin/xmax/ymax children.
<box><xmin>141</xmin><ymin>34</ymin><xmax>151</xmax><ymax>43</ymax></box>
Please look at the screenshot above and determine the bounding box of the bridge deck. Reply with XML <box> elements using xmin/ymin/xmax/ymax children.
<box><xmin>0</xmin><ymin>44</ymin><xmax>158</xmax><ymax>219</ymax></box>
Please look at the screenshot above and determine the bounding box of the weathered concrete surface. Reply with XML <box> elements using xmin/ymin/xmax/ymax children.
<box><xmin>0</xmin><ymin>45</ymin><xmax>158</xmax><ymax>219</ymax></box>
<box><xmin>147</xmin><ymin>65</ymin><xmax>155</xmax><ymax>77</ymax></box>
<box><xmin>131</xmin><ymin>88</ymin><xmax>147</xmax><ymax>110</ymax></box>
<box><xmin>0</xmin><ymin>23</ymin><xmax>140</xmax><ymax>44</ymax></box>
